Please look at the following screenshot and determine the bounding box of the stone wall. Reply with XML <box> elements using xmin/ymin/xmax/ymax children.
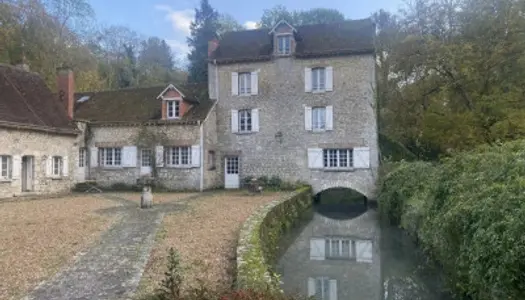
<box><xmin>202</xmin><ymin>103</ymin><xmax>222</xmax><ymax>189</ymax></box>
<box><xmin>214</xmin><ymin>54</ymin><xmax>379</xmax><ymax>198</ymax></box>
<box><xmin>236</xmin><ymin>187</ymin><xmax>312</xmax><ymax>291</ymax></box>
<box><xmin>88</xmin><ymin>124</ymin><xmax>201</xmax><ymax>190</ymax></box>
<box><xmin>0</xmin><ymin>128</ymin><xmax>77</xmax><ymax>198</ymax></box>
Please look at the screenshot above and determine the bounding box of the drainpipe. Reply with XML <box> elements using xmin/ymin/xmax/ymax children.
<box><xmin>199</xmin><ymin>120</ymin><xmax>204</xmax><ymax>192</ymax></box>
<box><xmin>214</xmin><ymin>59</ymin><xmax>219</xmax><ymax>101</ymax></box>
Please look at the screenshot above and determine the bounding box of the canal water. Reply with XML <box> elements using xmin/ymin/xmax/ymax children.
<box><xmin>275</xmin><ymin>190</ymin><xmax>453</xmax><ymax>300</ymax></box>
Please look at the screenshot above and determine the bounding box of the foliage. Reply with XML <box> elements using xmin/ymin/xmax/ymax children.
<box><xmin>378</xmin><ymin>139</ymin><xmax>525</xmax><ymax>299</ymax></box>
<box><xmin>187</xmin><ymin>0</ymin><xmax>219</xmax><ymax>83</ymax></box>
<box><xmin>217</xmin><ymin>13</ymin><xmax>245</xmax><ymax>35</ymax></box>
<box><xmin>242</xmin><ymin>176</ymin><xmax>308</xmax><ymax>191</ymax></box>
<box><xmin>236</xmin><ymin>187</ymin><xmax>312</xmax><ymax>292</ymax></box>
<box><xmin>156</xmin><ymin>248</ymin><xmax>184</xmax><ymax>300</ymax></box>
<box><xmin>259</xmin><ymin>5</ymin><xmax>345</xmax><ymax>27</ymax></box>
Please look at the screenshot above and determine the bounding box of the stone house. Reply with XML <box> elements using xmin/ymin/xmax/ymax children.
<box><xmin>208</xmin><ymin>18</ymin><xmax>378</xmax><ymax>198</ymax></box>
<box><xmin>0</xmin><ymin>64</ymin><xmax>79</xmax><ymax>198</ymax></box>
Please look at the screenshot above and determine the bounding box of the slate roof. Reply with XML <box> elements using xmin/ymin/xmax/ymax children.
<box><xmin>0</xmin><ymin>64</ymin><xmax>77</xmax><ymax>134</ymax></box>
<box><xmin>211</xmin><ymin>18</ymin><xmax>376</xmax><ymax>64</ymax></box>
<box><xmin>74</xmin><ymin>84</ymin><xmax>213</xmax><ymax>125</ymax></box>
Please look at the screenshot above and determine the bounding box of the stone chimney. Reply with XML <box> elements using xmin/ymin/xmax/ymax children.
<box><xmin>208</xmin><ymin>38</ymin><xmax>219</xmax><ymax>58</ymax></box>
<box><xmin>57</xmin><ymin>67</ymin><xmax>75</xmax><ymax>120</ymax></box>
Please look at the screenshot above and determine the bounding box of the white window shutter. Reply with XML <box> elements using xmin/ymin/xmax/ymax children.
<box><xmin>252</xmin><ymin>108</ymin><xmax>259</xmax><ymax>132</ymax></box>
<box><xmin>191</xmin><ymin>145</ymin><xmax>201</xmax><ymax>167</ymax></box>
<box><xmin>356</xmin><ymin>240</ymin><xmax>373</xmax><ymax>263</ymax></box>
<box><xmin>250</xmin><ymin>71</ymin><xmax>258</xmax><ymax>95</ymax></box>
<box><xmin>325</xmin><ymin>105</ymin><xmax>334</xmax><ymax>130</ymax></box>
<box><xmin>155</xmin><ymin>146</ymin><xmax>164</xmax><ymax>167</ymax></box>
<box><xmin>122</xmin><ymin>146</ymin><xmax>137</xmax><ymax>167</ymax></box>
<box><xmin>90</xmin><ymin>147</ymin><xmax>98</xmax><ymax>167</ymax></box>
<box><xmin>329</xmin><ymin>279</ymin><xmax>338</xmax><ymax>300</ymax></box>
<box><xmin>307</xmin><ymin>148</ymin><xmax>323</xmax><ymax>169</ymax></box>
<box><xmin>12</xmin><ymin>155</ymin><xmax>21</xmax><ymax>179</ymax></box>
<box><xmin>353</xmin><ymin>147</ymin><xmax>371</xmax><ymax>169</ymax></box>
<box><xmin>304</xmin><ymin>106</ymin><xmax>312</xmax><ymax>131</ymax></box>
<box><xmin>304</xmin><ymin>67</ymin><xmax>312</xmax><ymax>92</ymax></box>
<box><xmin>231</xmin><ymin>72</ymin><xmax>239</xmax><ymax>96</ymax></box>
<box><xmin>309</xmin><ymin>238</ymin><xmax>326</xmax><ymax>260</ymax></box>
<box><xmin>231</xmin><ymin>110</ymin><xmax>239</xmax><ymax>133</ymax></box>
<box><xmin>308</xmin><ymin>278</ymin><xmax>316</xmax><ymax>297</ymax></box>
<box><xmin>62</xmin><ymin>156</ymin><xmax>69</xmax><ymax>176</ymax></box>
<box><xmin>46</xmin><ymin>156</ymin><xmax>52</xmax><ymax>177</ymax></box>
<box><xmin>326</xmin><ymin>66</ymin><xmax>333</xmax><ymax>91</ymax></box>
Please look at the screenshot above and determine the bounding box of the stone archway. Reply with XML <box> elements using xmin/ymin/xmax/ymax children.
<box><xmin>313</xmin><ymin>187</ymin><xmax>369</xmax><ymax>220</ymax></box>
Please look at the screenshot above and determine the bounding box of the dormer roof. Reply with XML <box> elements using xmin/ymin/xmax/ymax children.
<box><xmin>268</xmin><ymin>20</ymin><xmax>297</xmax><ymax>34</ymax></box>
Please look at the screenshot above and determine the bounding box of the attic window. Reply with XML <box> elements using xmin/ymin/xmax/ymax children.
<box><xmin>277</xmin><ymin>35</ymin><xmax>292</xmax><ymax>55</ymax></box>
<box><xmin>167</xmin><ymin>100</ymin><xmax>180</xmax><ymax>119</ymax></box>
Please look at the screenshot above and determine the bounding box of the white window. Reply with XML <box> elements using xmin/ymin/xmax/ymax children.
<box><xmin>312</xmin><ymin>67</ymin><xmax>326</xmax><ymax>91</ymax></box>
<box><xmin>238</xmin><ymin>109</ymin><xmax>252</xmax><ymax>132</ymax></box>
<box><xmin>238</xmin><ymin>72</ymin><xmax>251</xmax><ymax>95</ymax></box>
<box><xmin>167</xmin><ymin>100</ymin><xmax>180</xmax><ymax>119</ymax></box>
<box><xmin>79</xmin><ymin>148</ymin><xmax>85</xmax><ymax>167</ymax></box>
<box><xmin>277</xmin><ymin>35</ymin><xmax>291</xmax><ymax>55</ymax></box>
<box><xmin>325</xmin><ymin>238</ymin><xmax>355</xmax><ymax>259</ymax></box>
<box><xmin>141</xmin><ymin>149</ymin><xmax>152</xmax><ymax>167</ymax></box>
<box><xmin>323</xmin><ymin>149</ymin><xmax>353</xmax><ymax>169</ymax></box>
<box><xmin>312</xmin><ymin>107</ymin><xmax>326</xmax><ymax>130</ymax></box>
<box><xmin>165</xmin><ymin>147</ymin><xmax>191</xmax><ymax>167</ymax></box>
<box><xmin>52</xmin><ymin>156</ymin><xmax>63</xmax><ymax>176</ymax></box>
<box><xmin>99</xmin><ymin>148</ymin><xmax>122</xmax><ymax>167</ymax></box>
<box><xmin>0</xmin><ymin>155</ymin><xmax>12</xmax><ymax>179</ymax></box>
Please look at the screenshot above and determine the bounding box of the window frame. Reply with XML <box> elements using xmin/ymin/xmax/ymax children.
<box><xmin>141</xmin><ymin>148</ymin><xmax>153</xmax><ymax>167</ymax></box>
<box><xmin>322</xmin><ymin>149</ymin><xmax>353</xmax><ymax>169</ymax></box>
<box><xmin>79</xmin><ymin>148</ymin><xmax>86</xmax><ymax>167</ymax></box>
<box><xmin>238</xmin><ymin>72</ymin><xmax>252</xmax><ymax>96</ymax></box>
<box><xmin>325</xmin><ymin>238</ymin><xmax>356</xmax><ymax>260</ymax></box>
<box><xmin>52</xmin><ymin>156</ymin><xmax>63</xmax><ymax>177</ymax></box>
<box><xmin>238</xmin><ymin>109</ymin><xmax>253</xmax><ymax>133</ymax></box>
<box><xmin>98</xmin><ymin>147</ymin><xmax>122</xmax><ymax>167</ymax></box>
<box><xmin>165</xmin><ymin>146</ymin><xmax>192</xmax><ymax>167</ymax></box>
<box><xmin>314</xmin><ymin>277</ymin><xmax>330</xmax><ymax>300</ymax></box>
<box><xmin>311</xmin><ymin>67</ymin><xmax>326</xmax><ymax>92</ymax></box>
<box><xmin>277</xmin><ymin>34</ymin><xmax>292</xmax><ymax>55</ymax></box>
<box><xmin>166</xmin><ymin>99</ymin><xmax>181</xmax><ymax>119</ymax></box>
<box><xmin>0</xmin><ymin>155</ymin><xmax>12</xmax><ymax>180</ymax></box>
<box><xmin>312</xmin><ymin>106</ymin><xmax>326</xmax><ymax>131</ymax></box>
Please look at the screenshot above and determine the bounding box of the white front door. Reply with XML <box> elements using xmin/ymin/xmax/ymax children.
<box><xmin>224</xmin><ymin>156</ymin><xmax>240</xmax><ymax>189</ymax></box>
<box><xmin>140</xmin><ymin>148</ymin><xmax>152</xmax><ymax>175</ymax></box>
<box><xmin>75</xmin><ymin>148</ymin><xmax>86</xmax><ymax>182</ymax></box>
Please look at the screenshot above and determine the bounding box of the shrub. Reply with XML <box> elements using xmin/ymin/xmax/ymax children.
<box><xmin>267</xmin><ymin>176</ymin><xmax>282</xmax><ymax>189</ymax></box>
<box><xmin>256</xmin><ymin>176</ymin><xmax>269</xmax><ymax>186</ymax></box>
<box><xmin>379</xmin><ymin>139</ymin><xmax>525</xmax><ymax>299</ymax></box>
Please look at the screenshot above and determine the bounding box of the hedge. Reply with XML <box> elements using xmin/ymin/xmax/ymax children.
<box><xmin>236</xmin><ymin>187</ymin><xmax>312</xmax><ymax>292</ymax></box>
<box><xmin>378</xmin><ymin>140</ymin><xmax>525</xmax><ymax>299</ymax></box>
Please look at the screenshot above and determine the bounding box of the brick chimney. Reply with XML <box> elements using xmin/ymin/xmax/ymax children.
<box><xmin>57</xmin><ymin>67</ymin><xmax>75</xmax><ymax>120</ymax></box>
<box><xmin>208</xmin><ymin>38</ymin><xmax>219</xmax><ymax>58</ymax></box>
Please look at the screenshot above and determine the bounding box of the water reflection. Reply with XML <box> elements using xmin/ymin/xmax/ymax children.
<box><xmin>275</xmin><ymin>199</ymin><xmax>452</xmax><ymax>300</ymax></box>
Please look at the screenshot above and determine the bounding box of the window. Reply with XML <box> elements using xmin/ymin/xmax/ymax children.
<box><xmin>323</xmin><ymin>149</ymin><xmax>353</xmax><ymax>168</ymax></box>
<box><xmin>312</xmin><ymin>67</ymin><xmax>326</xmax><ymax>91</ymax></box>
<box><xmin>325</xmin><ymin>238</ymin><xmax>355</xmax><ymax>259</ymax></box>
<box><xmin>52</xmin><ymin>156</ymin><xmax>63</xmax><ymax>176</ymax></box>
<box><xmin>312</xmin><ymin>107</ymin><xmax>326</xmax><ymax>130</ymax></box>
<box><xmin>99</xmin><ymin>148</ymin><xmax>122</xmax><ymax>167</ymax></box>
<box><xmin>238</xmin><ymin>109</ymin><xmax>252</xmax><ymax>132</ymax></box>
<box><xmin>79</xmin><ymin>148</ymin><xmax>86</xmax><ymax>167</ymax></box>
<box><xmin>167</xmin><ymin>100</ymin><xmax>180</xmax><ymax>119</ymax></box>
<box><xmin>141</xmin><ymin>149</ymin><xmax>152</xmax><ymax>167</ymax></box>
<box><xmin>238</xmin><ymin>72</ymin><xmax>251</xmax><ymax>95</ymax></box>
<box><xmin>165</xmin><ymin>147</ymin><xmax>191</xmax><ymax>167</ymax></box>
<box><xmin>277</xmin><ymin>35</ymin><xmax>291</xmax><ymax>55</ymax></box>
<box><xmin>208</xmin><ymin>150</ymin><xmax>216</xmax><ymax>170</ymax></box>
<box><xmin>314</xmin><ymin>277</ymin><xmax>330</xmax><ymax>300</ymax></box>
<box><xmin>0</xmin><ymin>155</ymin><xmax>11</xmax><ymax>179</ymax></box>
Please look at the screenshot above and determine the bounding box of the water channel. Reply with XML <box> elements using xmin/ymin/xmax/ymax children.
<box><xmin>275</xmin><ymin>189</ymin><xmax>453</xmax><ymax>300</ymax></box>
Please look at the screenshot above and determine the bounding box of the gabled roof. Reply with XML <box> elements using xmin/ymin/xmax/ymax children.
<box><xmin>210</xmin><ymin>18</ymin><xmax>376</xmax><ymax>64</ymax></box>
<box><xmin>74</xmin><ymin>83</ymin><xmax>212</xmax><ymax>125</ymax></box>
<box><xmin>156</xmin><ymin>84</ymin><xmax>186</xmax><ymax>99</ymax></box>
<box><xmin>0</xmin><ymin>64</ymin><xmax>77</xmax><ymax>134</ymax></box>
<box><xmin>269</xmin><ymin>20</ymin><xmax>297</xmax><ymax>34</ymax></box>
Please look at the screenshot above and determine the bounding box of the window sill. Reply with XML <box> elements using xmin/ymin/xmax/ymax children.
<box><xmin>310</xmin><ymin>168</ymin><xmax>355</xmax><ymax>172</ymax></box>
<box><xmin>309</xmin><ymin>129</ymin><xmax>327</xmax><ymax>133</ymax></box>
<box><xmin>0</xmin><ymin>179</ymin><xmax>12</xmax><ymax>183</ymax></box>
<box><xmin>311</xmin><ymin>90</ymin><xmax>328</xmax><ymax>94</ymax></box>
<box><xmin>237</xmin><ymin>93</ymin><xmax>253</xmax><ymax>97</ymax></box>
<box><xmin>235</xmin><ymin>131</ymin><xmax>256</xmax><ymax>135</ymax></box>
<box><xmin>100</xmin><ymin>166</ymin><xmax>124</xmax><ymax>170</ymax></box>
<box><xmin>50</xmin><ymin>176</ymin><xmax>64</xmax><ymax>180</ymax></box>
<box><xmin>166</xmin><ymin>117</ymin><xmax>180</xmax><ymax>120</ymax></box>
<box><xmin>163</xmin><ymin>165</ymin><xmax>197</xmax><ymax>169</ymax></box>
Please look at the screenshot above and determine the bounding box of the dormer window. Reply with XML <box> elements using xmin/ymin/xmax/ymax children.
<box><xmin>167</xmin><ymin>100</ymin><xmax>180</xmax><ymax>119</ymax></box>
<box><xmin>277</xmin><ymin>35</ymin><xmax>292</xmax><ymax>55</ymax></box>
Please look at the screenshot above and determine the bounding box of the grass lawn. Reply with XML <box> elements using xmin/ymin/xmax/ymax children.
<box><xmin>134</xmin><ymin>190</ymin><xmax>287</xmax><ymax>299</ymax></box>
<box><xmin>0</xmin><ymin>195</ymin><xmax>118</xmax><ymax>300</ymax></box>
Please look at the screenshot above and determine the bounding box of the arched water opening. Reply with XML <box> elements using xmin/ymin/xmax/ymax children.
<box><xmin>313</xmin><ymin>187</ymin><xmax>369</xmax><ymax>220</ymax></box>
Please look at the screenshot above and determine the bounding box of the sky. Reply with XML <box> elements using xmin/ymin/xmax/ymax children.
<box><xmin>88</xmin><ymin>0</ymin><xmax>405</xmax><ymax>62</ymax></box>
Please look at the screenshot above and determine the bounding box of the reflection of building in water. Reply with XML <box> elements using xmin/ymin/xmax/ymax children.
<box><xmin>277</xmin><ymin>210</ymin><xmax>381</xmax><ymax>300</ymax></box>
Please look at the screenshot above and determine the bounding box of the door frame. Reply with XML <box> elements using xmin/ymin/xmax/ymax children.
<box><xmin>140</xmin><ymin>148</ymin><xmax>153</xmax><ymax>176</ymax></box>
<box><xmin>21</xmin><ymin>155</ymin><xmax>34</xmax><ymax>192</ymax></box>
<box><xmin>224</xmin><ymin>156</ymin><xmax>240</xmax><ymax>189</ymax></box>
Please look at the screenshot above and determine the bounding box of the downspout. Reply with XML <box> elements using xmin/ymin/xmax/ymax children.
<box><xmin>214</xmin><ymin>59</ymin><xmax>219</xmax><ymax>101</ymax></box>
<box><xmin>199</xmin><ymin>120</ymin><xmax>204</xmax><ymax>192</ymax></box>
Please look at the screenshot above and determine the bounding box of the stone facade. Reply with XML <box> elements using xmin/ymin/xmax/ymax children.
<box><xmin>211</xmin><ymin>54</ymin><xmax>379</xmax><ymax>198</ymax></box>
<box><xmin>0</xmin><ymin>128</ymin><xmax>77</xmax><ymax>198</ymax></box>
<box><xmin>202</xmin><ymin>103</ymin><xmax>222</xmax><ymax>189</ymax></box>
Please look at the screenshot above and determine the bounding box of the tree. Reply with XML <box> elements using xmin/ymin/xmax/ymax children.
<box><xmin>217</xmin><ymin>13</ymin><xmax>244</xmax><ymax>35</ymax></box>
<box><xmin>259</xmin><ymin>5</ymin><xmax>345</xmax><ymax>27</ymax></box>
<box><xmin>187</xmin><ymin>0</ymin><xmax>219</xmax><ymax>83</ymax></box>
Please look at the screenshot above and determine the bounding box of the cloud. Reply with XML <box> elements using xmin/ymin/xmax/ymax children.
<box><xmin>155</xmin><ymin>5</ymin><xmax>194</xmax><ymax>35</ymax></box>
<box><xmin>166</xmin><ymin>39</ymin><xmax>190</xmax><ymax>63</ymax></box>
<box><xmin>244</xmin><ymin>21</ymin><xmax>259</xmax><ymax>30</ymax></box>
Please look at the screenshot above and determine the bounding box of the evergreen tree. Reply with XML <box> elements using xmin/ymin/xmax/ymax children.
<box><xmin>187</xmin><ymin>0</ymin><xmax>219</xmax><ymax>83</ymax></box>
